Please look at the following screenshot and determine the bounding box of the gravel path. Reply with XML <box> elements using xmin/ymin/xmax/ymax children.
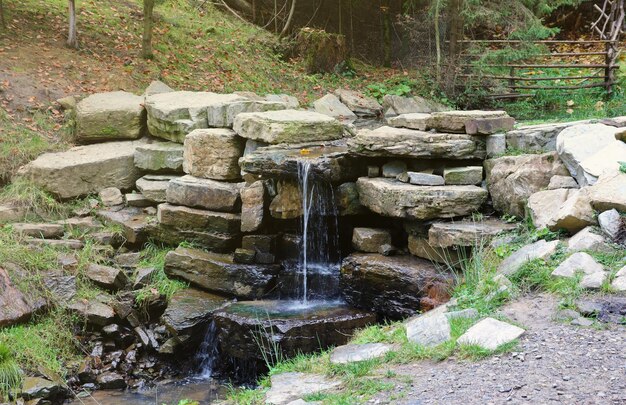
<box><xmin>373</xmin><ymin>294</ymin><xmax>626</xmax><ymax>405</ymax></box>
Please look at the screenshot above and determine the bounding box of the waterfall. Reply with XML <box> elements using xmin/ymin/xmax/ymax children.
<box><xmin>296</xmin><ymin>160</ymin><xmax>340</xmax><ymax>305</ymax></box>
<box><xmin>196</xmin><ymin>321</ymin><xmax>219</xmax><ymax>379</ymax></box>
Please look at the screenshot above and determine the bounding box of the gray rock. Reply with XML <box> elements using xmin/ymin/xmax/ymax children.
<box><xmin>575</xmin><ymin>299</ymin><xmax>603</xmax><ymax>316</ymax></box>
<box><xmin>75</xmin><ymin>91</ymin><xmax>145</xmax><ymax>143</ymax></box>
<box><xmin>166</xmin><ymin>175</ymin><xmax>243</xmax><ymax>212</ymax></box>
<box><xmin>133</xmin><ymin>267</ymin><xmax>157</xmax><ymax>288</ymax></box>
<box><xmin>335</xmin><ymin>89</ymin><xmax>382</xmax><ymax>117</ymax></box>
<box><xmin>406</xmin><ymin>313</ymin><xmax>451</xmax><ymax>347</ymax></box>
<box><xmin>0</xmin><ymin>204</ymin><xmax>25</xmax><ymax>223</ymax></box>
<box><xmin>136</xmin><ymin>174</ymin><xmax>178</xmax><ymax>203</ymax></box>
<box><xmin>548</xmin><ymin>175</ymin><xmax>578</xmax><ymax>190</ymax></box>
<box><xmin>241</xmin><ymin>181</ymin><xmax>266</xmax><ymax>232</ymax></box>
<box><xmin>465</xmin><ymin>117</ymin><xmax>515</xmax><ymax>135</ymax></box>
<box><xmin>335</xmin><ymin>182</ymin><xmax>365</xmax><ymax>216</ymax></box>
<box><xmin>382</xmin><ymin>94</ymin><xmax>449</xmax><ymax>115</ymax></box>
<box><xmin>567</xmin><ymin>226</ymin><xmax>612</xmax><ymax>253</ymax></box>
<box><xmin>547</xmin><ymin>188</ymin><xmax>597</xmax><ymax>234</ymax></box>
<box><xmin>598</xmin><ymin>209</ymin><xmax>621</xmax><ymax>240</ymax></box>
<box><xmin>457</xmin><ymin>317</ymin><xmax>525</xmax><ymax>350</ymax></box>
<box><xmin>18</xmin><ymin>140</ymin><xmax>145</xmax><ymax>199</ymax></box>
<box><xmin>352</xmin><ymin>228</ymin><xmax>392</xmax><ymax>253</ymax></box>
<box><xmin>313</xmin><ymin>93</ymin><xmax>357</xmax><ymax>120</ymax></box>
<box><xmin>330</xmin><ymin>343</ymin><xmax>394</xmax><ymax>364</ymax></box>
<box><xmin>234</xmin><ymin>248</ymin><xmax>256</xmax><ymax>264</ymax></box>
<box><xmin>382</xmin><ymin>160</ymin><xmax>407</xmax><ymax>178</ymax></box>
<box><xmin>527</xmin><ymin>189</ymin><xmax>574</xmax><ymax>230</ymax></box>
<box><xmin>445</xmin><ymin>308</ymin><xmax>479</xmax><ymax>319</ymax></box>
<box><xmin>134</xmin><ymin>141</ymin><xmax>184</xmax><ymax>173</ymax></box>
<box><xmin>387</xmin><ymin>113</ymin><xmax>431</xmax><ymax>130</ymax></box>
<box><xmin>266</xmin><ymin>373</ymin><xmax>341</xmax><ymax>405</ymax></box>
<box><xmin>357</xmin><ymin>177</ymin><xmax>488</xmax><ymax>220</ymax></box>
<box><xmin>67</xmin><ymin>300</ymin><xmax>115</xmax><ymax>326</ymax></box>
<box><xmin>610</xmin><ymin>265</ymin><xmax>626</xmax><ymax>291</ymax></box>
<box><xmin>20</xmin><ymin>376</ymin><xmax>64</xmax><ymax>400</ymax></box>
<box><xmin>125</xmin><ymin>193</ymin><xmax>153</xmax><ymax>207</ymax></box>
<box><xmin>12</xmin><ymin>223</ymin><xmax>64</xmax><ymax>239</ymax></box>
<box><xmin>27</xmin><ymin>238</ymin><xmax>84</xmax><ymax>250</ymax></box>
<box><xmin>428</xmin><ymin>110</ymin><xmax>509</xmax><ymax>133</ymax></box>
<box><xmin>498</xmin><ymin>240</ymin><xmax>559</xmax><ymax>276</ymax></box>
<box><xmin>443</xmin><ymin>166</ymin><xmax>483</xmax><ymax>185</ymax></box>
<box><xmin>367</xmin><ymin>165</ymin><xmax>380</xmax><ymax>177</ymax></box>
<box><xmin>571</xmin><ymin>317</ymin><xmax>594</xmax><ymax>327</ymax></box>
<box><xmin>349</xmin><ymin>126</ymin><xmax>487</xmax><ymax>160</ymax></box>
<box><xmin>407</xmin><ymin>236</ymin><xmax>467</xmax><ymax>268</ymax></box>
<box><xmin>44</xmin><ymin>273</ymin><xmax>77</xmax><ymax>305</ymax></box>
<box><xmin>206</xmin><ymin>100</ymin><xmax>288</xmax><ymax>128</ymax></box>
<box><xmin>587</xmin><ymin>169</ymin><xmax>626</xmax><ymax>212</ymax></box>
<box><xmin>486</xmin><ymin>133</ymin><xmax>506</xmax><ymax>157</ymax></box>
<box><xmin>96</xmin><ymin>372</ymin><xmax>126</xmax><ymax>389</ymax></box>
<box><xmin>408</xmin><ymin>172</ymin><xmax>445</xmax><ymax>186</ymax></box>
<box><xmin>428</xmin><ymin>219</ymin><xmax>516</xmax><ymax>248</ymax></box>
<box><xmin>157</xmin><ymin>203</ymin><xmax>240</xmax><ymax>234</ymax></box>
<box><xmin>143</xmin><ymin>80</ymin><xmax>174</xmax><ymax>96</ymax></box>
<box><xmin>233</xmin><ymin>110</ymin><xmax>343</xmax><ymax>144</ymax></box>
<box><xmin>265</xmin><ymin>93</ymin><xmax>300</xmax><ymax>109</ymax></box>
<box><xmin>99</xmin><ymin>187</ymin><xmax>124</xmax><ymax>207</ymax></box>
<box><xmin>551</xmin><ymin>252</ymin><xmax>605</xmax><ymax>278</ymax></box>
<box><xmin>0</xmin><ymin>267</ymin><xmax>45</xmax><ymax>327</ymax></box>
<box><xmin>269</xmin><ymin>181</ymin><xmax>302</xmax><ymax>219</ymax></box>
<box><xmin>183</xmin><ymin>128</ymin><xmax>244</xmax><ymax>180</ymax></box>
<box><xmin>86</xmin><ymin>264</ymin><xmax>129</xmax><ymax>291</ymax></box>
<box><xmin>579</xmin><ymin>271</ymin><xmax>608</xmax><ymax>289</ymax></box>
<box><xmin>505</xmin><ymin>120</ymin><xmax>590</xmax><ymax>152</ymax></box>
<box><xmin>161</xmin><ymin>288</ymin><xmax>230</xmax><ymax>336</ymax></box>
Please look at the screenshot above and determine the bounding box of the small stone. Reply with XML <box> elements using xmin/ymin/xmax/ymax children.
<box><xmin>571</xmin><ymin>317</ymin><xmax>593</xmax><ymax>327</ymax></box>
<box><xmin>99</xmin><ymin>187</ymin><xmax>124</xmax><ymax>207</ymax></box>
<box><xmin>125</xmin><ymin>193</ymin><xmax>153</xmax><ymax>207</ymax></box>
<box><xmin>610</xmin><ymin>265</ymin><xmax>626</xmax><ymax>291</ymax></box>
<box><xmin>12</xmin><ymin>223</ymin><xmax>64</xmax><ymax>239</ymax></box>
<box><xmin>234</xmin><ymin>248</ymin><xmax>256</xmax><ymax>264</ymax></box>
<box><xmin>96</xmin><ymin>372</ymin><xmax>126</xmax><ymax>389</ymax></box>
<box><xmin>575</xmin><ymin>299</ymin><xmax>603</xmax><ymax>316</ymax></box>
<box><xmin>396</xmin><ymin>172</ymin><xmax>409</xmax><ymax>183</ymax></box>
<box><xmin>67</xmin><ymin>301</ymin><xmax>115</xmax><ymax>326</ymax></box>
<box><xmin>335</xmin><ymin>89</ymin><xmax>382</xmax><ymax>117</ymax></box>
<box><xmin>86</xmin><ymin>264</ymin><xmax>129</xmax><ymax>291</ymax></box>
<box><xmin>547</xmin><ymin>188</ymin><xmax>596</xmax><ymax>234</ymax></box>
<box><xmin>133</xmin><ymin>267</ymin><xmax>157</xmax><ymax>288</ymax></box>
<box><xmin>443</xmin><ymin>166</ymin><xmax>483</xmax><ymax>185</ymax></box>
<box><xmin>134</xmin><ymin>141</ymin><xmax>184</xmax><ymax>173</ymax></box>
<box><xmin>580</xmin><ymin>271</ymin><xmax>608</xmax><ymax>289</ymax></box>
<box><xmin>382</xmin><ymin>161</ymin><xmax>407</xmax><ymax>178</ymax></box>
<box><xmin>408</xmin><ymin>172</ymin><xmax>445</xmax><ymax>186</ymax></box>
<box><xmin>548</xmin><ymin>175</ymin><xmax>579</xmax><ymax>190</ymax></box>
<box><xmin>498</xmin><ymin>240</ymin><xmax>559</xmax><ymax>276</ymax></box>
<box><xmin>266</xmin><ymin>373</ymin><xmax>341</xmax><ymax>405</ymax></box>
<box><xmin>367</xmin><ymin>165</ymin><xmax>380</xmax><ymax>178</ymax></box>
<box><xmin>352</xmin><ymin>228</ymin><xmax>392</xmax><ymax>253</ymax></box>
<box><xmin>143</xmin><ymin>80</ymin><xmax>174</xmax><ymax>96</ymax></box>
<box><xmin>329</xmin><ymin>343</ymin><xmax>394</xmax><ymax>364</ymax></box>
<box><xmin>0</xmin><ymin>204</ymin><xmax>26</xmax><ymax>223</ymax></box>
<box><xmin>445</xmin><ymin>308</ymin><xmax>479</xmax><ymax>320</ymax></box>
<box><xmin>551</xmin><ymin>252</ymin><xmax>604</xmax><ymax>279</ymax></box>
<box><xmin>406</xmin><ymin>313</ymin><xmax>451</xmax><ymax>347</ymax></box>
<box><xmin>567</xmin><ymin>227</ymin><xmax>612</xmax><ymax>253</ymax></box>
<box><xmin>457</xmin><ymin>317</ymin><xmax>525</xmax><ymax>350</ymax></box>
<box><xmin>554</xmin><ymin>309</ymin><xmax>581</xmax><ymax>321</ymax></box>
<box><xmin>136</xmin><ymin>175</ymin><xmax>178</xmax><ymax>203</ymax></box>
<box><xmin>598</xmin><ymin>209</ymin><xmax>621</xmax><ymax>240</ymax></box>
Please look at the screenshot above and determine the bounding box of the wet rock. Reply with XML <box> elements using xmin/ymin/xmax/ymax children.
<box><xmin>406</xmin><ymin>313</ymin><xmax>451</xmax><ymax>347</ymax></box>
<box><xmin>336</xmin><ymin>182</ymin><xmax>364</xmax><ymax>216</ymax></box>
<box><xmin>527</xmin><ymin>189</ymin><xmax>573</xmax><ymax>229</ymax></box>
<box><xmin>96</xmin><ymin>372</ymin><xmax>126</xmax><ymax>389</ymax></box>
<box><xmin>270</xmin><ymin>181</ymin><xmax>302</xmax><ymax>219</ymax></box>
<box><xmin>234</xmin><ymin>248</ymin><xmax>256</xmax><ymax>264</ymax></box>
<box><xmin>134</xmin><ymin>141</ymin><xmax>184</xmax><ymax>173</ymax></box>
<box><xmin>164</xmin><ymin>247</ymin><xmax>279</xmax><ymax>298</ymax></box>
<box><xmin>17</xmin><ymin>140</ymin><xmax>144</xmax><ymax>199</ymax></box>
<box><xmin>567</xmin><ymin>226</ymin><xmax>612</xmax><ymax>253</ymax></box>
<box><xmin>240</xmin><ymin>181</ymin><xmax>266</xmax><ymax>232</ymax></box>
<box><xmin>233</xmin><ymin>110</ymin><xmax>343</xmax><ymax>144</ymax></box>
<box><xmin>556</xmin><ymin>123</ymin><xmax>624</xmax><ymax>186</ymax></box>
<box><xmin>457</xmin><ymin>317</ymin><xmax>525</xmax><ymax>350</ymax></box>
<box><xmin>382</xmin><ymin>160</ymin><xmax>407</xmax><ymax>178</ymax></box>
<box><xmin>340</xmin><ymin>253</ymin><xmax>453</xmax><ymax>319</ymax></box>
<box><xmin>408</xmin><ymin>172</ymin><xmax>445</xmax><ymax>186</ymax></box>
<box><xmin>349</xmin><ymin>126</ymin><xmax>487</xmax><ymax>159</ymax></box>
<box><xmin>552</xmin><ymin>252</ymin><xmax>605</xmax><ymax>278</ymax></box>
<box><xmin>0</xmin><ymin>267</ymin><xmax>45</xmax><ymax>327</ymax></box>
<box><xmin>548</xmin><ymin>175</ymin><xmax>578</xmax><ymax>190</ymax></box>
<box><xmin>99</xmin><ymin>187</ymin><xmax>124</xmax><ymax>207</ymax></box>
<box><xmin>239</xmin><ymin>140</ymin><xmax>362</xmax><ymax>182</ymax></box>
<box><xmin>67</xmin><ymin>300</ymin><xmax>116</xmax><ymax>326</ymax></box>
<box><xmin>20</xmin><ymin>376</ymin><xmax>64</xmax><ymax>400</ymax></box>
<box><xmin>588</xmin><ymin>169</ymin><xmax>626</xmax><ymax>212</ymax></box>
<box><xmin>183</xmin><ymin>128</ymin><xmax>245</xmax><ymax>180</ymax></box>
<box><xmin>11</xmin><ymin>223</ymin><xmax>64</xmax><ymax>239</ymax></box>
<box><xmin>75</xmin><ymin>91</ymin><xmax>145</xmax><ymax>143</ymax></box>
<box><xmin>598</xmin><ymin>209</ymin><xmax>621</xmax><ymax>240</ymax></box>
<box><xmin>44</xmin><ymin>273</ymin><xmax>77</xmax><ymax>305</ymax></box>
<box><xmin>166</xmin><ymin>175</ymin><xmax>243</xmax><ymax>212</ymax></box>
<box><xmin>367</xmin><ymin>165</ymin><xmax>380</xmax><ymax>177</ymax></box>
<box><xmin>485</xmin><ymin>152</ymin><xmax>569</xmax><ymax>218</ymax></box>
<box><xmin>145</xmin><ymin>91</ymin><xmax>247</xmax><ymax>142</ymax></box>
<box><xmin>136</xmin><ymin>174</ymin><xmax>178</xmax><ymax>203</ymax></box>
<box><xmin>329</xmin><ymin>343</ymin><xmax>394</xmax><ymax>364</ymax></box>
<box><xmin>428</xmin><ymin>219</ymin><xmax>516</xmax><ymax>248</ymax></box>
<box><xmin>266</xmin><ymin>372</ymin><xmax>341</xmax><ymax>405</ymax></box>
<box><xmin>428</xmin><ymin>110</ymin><xmax>509</xmax><ymax>133</ymax></box>
<box><xmin>161</xmin><ymin>288</ymin><xmax>230</xmax><ymax>337</ymax></box>
<box><xmin>214</xmin><ymin>301</ymin><xmax>375</xmax><ymax>361</ymax></box>
<box><xmin>143</xmin><ymin>80</ymin><xmax>174</xmax><ymax>96</ymax></box>
<box><xmin>241</xmin><ymin>235</ymin><xmax>275</xmax><ymax>254</ymax></box>
<box><xmin>313</xmin><ymin>93</ymin><xmax>357</xmax><ymax>120</ymax></box>
<box><xmin>357</xmin><ymin>178</ymin><xmax>488</xmax><ymax>220</ymax></box>
<box><xmin>352</xmin><ymin>228</ymin><xmax>392</xmax><ymax>253</ymax></box>
<box><xmin>133</xmin><ymin>267</ymin><xmax>157</xmax><ymax>289</ymax></box>
<box><xmin>86</xmin><ymin>264</ymin><xmax>129</xmax><ymax>291</ymax></box>
<box><xmin>443</xmin><ymin>166</ymin><xmax>483</xmax><ymax>185</ymax></box>
<box><xmin>498</xmin><ymin>240</ymin><xmax>559</xmax><ymax>276</ymax></box>
<box><xmin>547</xmin><ymin>188</ymin><xmax>596</xmax><ymax>234</ymax></box>
<box><xmin>335</xmin><ymin>89</ymin><xmax>382</xmax><ymax>117</ymax></box>
<box><xmin>383</xmin><ymin>94</ymin><xmax>449</xmax><ymax>115</ymax></box>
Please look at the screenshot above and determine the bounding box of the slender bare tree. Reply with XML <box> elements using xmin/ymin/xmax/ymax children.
<box><xmin>280</xmin><ymin>0</ymin><xmax>297</xmax><ymax>37</ymax></box>
<box><xmin>67</xmin><ymin>0</ymin><xmax>78</xmax><ymax>48</ymax></box>
<box><xmin>142</xmin><ymin>0</ymin><xmax>155</xmax><ymax>59</ymax></box>
<box><xmin>0</xmin><ymin>0</ymin><xmax>5</xmax><ymax>29</ymax></box>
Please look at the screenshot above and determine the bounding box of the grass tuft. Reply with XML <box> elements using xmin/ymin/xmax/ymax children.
<box><xmin>0</xmin><ymin>343</ymin><xmax>22</xmax><ymax>401</ymax></box>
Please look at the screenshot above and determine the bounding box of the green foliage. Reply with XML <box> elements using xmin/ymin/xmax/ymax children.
<box><xmin>0</xmin><ymin>343</ymin><xmax>22</xmax><ymax>401</ymax></box>
<box><xmin>619</xmin><ymin>161</ymin><xmax>626</xmax><ymax>174</ymax></box>
<box><xmin>135</xmin><ymin>241</ymin><xmax>187</xmax><ymax>303</ymax></box>
<box><xmin>176</xmin><ymin>400</ymin><xmax>200</xmax><ymax>405</ymax></box>
<box><xmin>366</xmin><ymin>80</ymin><xmax>413</xmax><ymax>102</ymax></box>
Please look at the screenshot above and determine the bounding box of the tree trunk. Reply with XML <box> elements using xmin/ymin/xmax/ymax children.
<box><xmin>280</xmin><ymin>0</ymin><xmax>296</xmax><ymax>37</ymax></box>
<box><xmin>0</xmin><ymin>0</ymin><xmax>5</xmax><ymax>30</ymax></box>
<box><xmin>224</xmin><ymin>0</ymin><xmax>253</xmax><ymax>15</ymax></box>
<box><xmin>142</xmin><ymin>0</ymin><xmax>155</xmax><ymax>59</ymax></box>
<box><xmin>448</xmin><ymin>0</ymin><xmax>464</xmax><ymax>57</ymax></box>
<box><xmin>434</xmin><ymin>0</ymin><xmax>442</xmax><ymax>81</ymax></box>
<box><xmin>67</xmin><ymin>0</ymin><xmax>78</xmax><ymax>49</ymax></box>
<box><xmin>381</xmin><ymin>1</ymin><xmax>391</xmax><ymax>68</ymax></box>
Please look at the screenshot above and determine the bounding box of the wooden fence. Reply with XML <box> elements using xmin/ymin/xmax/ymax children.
<box><xmin>454</xmin><ymin>39</ymin><xmax>621</xmax><ymax>99</ymax></box>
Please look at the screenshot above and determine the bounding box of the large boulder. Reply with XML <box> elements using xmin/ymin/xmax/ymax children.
<box><xmin>0</xmin><ymin>267</ymin><xmax>45</xmax><ymax>327</ymax></box>
<box><xmin>166</xmin><ymin>175</ymin><xmax>243</xmax><ymax>212</ymax></box>
<box><xmin>356</xmin><ymin>178</ymin><xmax>488</xmax><ymax>220</ymax></box>
<box><xmin>161</xmin><ymin>288</ymin><xmax>230</xmax><ymax>337</ymax></box>
<box><xmin>164</xmin><ymin>247</ymin><xmax>280</xmax><ymax>299</ymax></box>
<box><xmin>505</xmin><ymin>120</ymin><xmax>590</xmax><ymax>152</ymax></box>
<box><xmin>183</xmin><ymin>128</ymin><xmax>245</xmax><ymax>180</ymax></box>
<box><xmin>555</xmin><ymin>123</ymin><xmax>624</xmax><ymax>186</ymax></box>
<box><xmin>134</xmin><ymin>141</ymin><xmax>184</xmax><ymax>173</ymax></box>
<box><xmin>18</xmin><ymin>140</ymin><xmax>144</xmax><ymax>199</ymax></box>
<box><xmin>348</xmin><ymin>126</ymin><xmax>487</xmax><ymax>159</ymax></box>
<box><xmin>75</xmin><ymin>91</ymin><xmax>145</xmax><ymax>143</ymax></box>
<box><xmin>340</xmin><ymin>253</ymin><xmax>453</xmax><ymax>319</ymax></box>
<box><xmin>484</xmin><ymin>152</ymin><xmax>570</xmax><ymax>218</ymax></box>
<box><xmin>144</xmin><ymin>91</ymin><xmax>247</xmax><ymax>142</ymax></box>
<box><xmin>233</xmin><ymin>110</ymin><xmax>343</xmax><ymax>144</ymax></box>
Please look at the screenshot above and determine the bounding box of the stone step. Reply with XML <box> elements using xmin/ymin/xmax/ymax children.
<box><xmin>17</xmin><ymin>140</ymin><xmax>145</xmax><ymax>199</ymax></box>
<box><xmin>348</xmin><ymin>126</ymin><xmax>486</xmax><ymax>160</ymax></box>
<box><xmin>233</xmin><ymin>109</ymin><xmax>344</xmax><ymax>144</ymax></box>
<box><xmin>428</xmin><ymin>219</ymin><xmax>517</xmax><ymax>248</ymax></box>
<box><xmin>12</xmin><ymin>223</ymin><xmax>65</xmax><ymax>239</ymax></box>
<box><xmin>356</xmin><ymin>177</ymin><xmax>488</xmax><ymax>220</ymax></box>
<box><xmin>166</xmin><ymin>175</ymin><xmax>243</xmax><ymax>212</ymax></box>
<box><xmin>157</xmin><ymin>203</ymin><xmax>241</xmax><ymax>234</ymax></box>
<box><xmin>183</xmin><ymin>128</ymin><xmax>245</xmax><ymax>181</ymax></box>
<box><xmin>136</xmin><ymin>175</ymin><xmax>180</xmax><ymax>203</ymax></box>
<box><xmin>134</xmin><ymin>141</ymin><xmax>184</xmax><ymax>173</ymax></box>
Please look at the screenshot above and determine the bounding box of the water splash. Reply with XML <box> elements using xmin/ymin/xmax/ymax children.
<box><xmin>196</xmin><ymin>321</ymin><xmax>219</xmax><ymax>379</ymax></box>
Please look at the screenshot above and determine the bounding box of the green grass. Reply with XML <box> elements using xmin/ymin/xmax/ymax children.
<box><xmin>135</xmin><ymin>241</ymin><xmax>187</xmax><ymax>303</ymax></box>
<box><xmin>0</xmin><ymin>343</ymin><xmax>22</xmax><ymax>401</ymax></box>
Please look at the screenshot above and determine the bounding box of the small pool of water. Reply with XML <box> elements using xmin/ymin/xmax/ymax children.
<box><xmin>66</xmin><ymin>378</ymin><xmax>226</xmax><ymax>405</ymax></box>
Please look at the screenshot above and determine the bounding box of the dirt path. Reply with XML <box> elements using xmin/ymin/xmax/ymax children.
<box><xmin>375</xmin><ymin>294</ymin><xmax>626</xmax><ymax>405</ymax></box>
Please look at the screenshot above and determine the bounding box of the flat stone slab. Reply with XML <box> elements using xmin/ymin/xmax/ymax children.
<box><xmin>161</xmin><ymin>288</ymin><xmax>230</xmax><ymax>336</ymax></box>
<box><xmin>348</xmin><ymin>126</ymin><xmax>487</xmax><ymax>159</ymax></box>
<box><xmin>428</xmin><ymin>219</ymin><xmax>516</xmax><ymax>248</ymax></box>
<box><xmin>18</xmin><ymin>140</ymin><xmax>145</xmax><ymax>199</ymax></box>
<box><xmin>266</xmin><ymin>372</ymin><xmax>341</xmax><ymax>405</ymax></box>
<box><xmin>406</xmin><ymin>313</ymin><xmax>451</xmax><ymax>347</ymax></box>
<box><xmin>76</xmin><ymin>91</ymin><xmax>145</xmax><ymax>143</ymax></box>
<box><xmin>166</xmin><ymin>175</ymin><xmax>243</xmax><ymax>212</ymax></box>
<box><xmin>239</xmin><ymin>140</ymin><xmax>363</xmax><ymax>182</ymax></box>
<box><xmin>552</xmin><ymin>252</ymin><xmax>605</xmax><ymax>278</ymax></box>
<box><xmin>233</xmin><ymin>109</ymin><xmax>343</xmax><ymax>144</ymax></box>
<box><xmin>443</xmin><ymin>166</ymin><xmax>483</xmax><ymax>185</ymax></box>
<box><xmin>313</xmin><ymin>93</ymin><xmax>357</xmax><ymax>120</ymax></box>
<box><xmin>136</xmin><ymin>175</ymin><xmax>179</xmax><ymax>203</ymax></box>
<box><xmin>183</xmin><ymin>128</ymin><xmax>245</xmax><ymax>180</ymax></box>
<box><xmin>356</xmin><ymin>177</ymin><xmax>488</xmax><ymax>220</ymax></box>
<box><xmin>352</xmin><ymin>227</ymin><xmax>392</xmax><ymax>254</ymax></box>
<box><xmin>498</xmin><ymin>240</ymin><xmax>559</xmax><ymax>276</ymax></box>
<box><xmin>164</xmin><ymin>247</ymin><xmax>280</xmax><ymax>299</ymax></box>
<box><xmin>12</xmin><ymin>223</ymin><xmax>65</xmax><ymax>239</ymax></box>
<box><xmin>387</xmin><ymin>113</ymin><xmax>432</xmax><ymax>130</ymax></box>
<box><xmin>206</xmin><ymin>99</ymin><xmax>288</xmax><ymax>128</ymax></box>
<box><xmin>145</xmin><ymin>91</ymin><xmax>247</xmax><ymax>142</ymax></box>
<box><xmin>428</xmin><ymin>110</ymin><xmax>509</xmax><ymax>133</ymax></box>
<box><xmin>134</xmin><ymin>141</ymin><xmax>184</xmax><ymax>173</ymax></box>
<box><xmin>330</xmin><ymin>343</ymin><xmax>394</xmax><ymax>364</ymax></box>
<box><xmin>408</xmin><ymin>172</ymin><xmax>444</xmax><ymax>186</ymax></box>
<box><xmin>457</xmin><ymin>317</ymin><xmax>525</xmax><ymax>350</ymax></box>
<box><xmin>335</xmin><ymin>89</ymin><xmax>382</xmax><ymax>117</ymax></box>
<box><xmin>157</xmin><ymin>203</ymin><xmax>240</xmax><ymax>234</ymax></box>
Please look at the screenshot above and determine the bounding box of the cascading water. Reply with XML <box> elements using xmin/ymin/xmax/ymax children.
<box><xmin>195</xmin><ymin>321</ymin><xmax>219</xmax><ymax>379</ymax></box>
